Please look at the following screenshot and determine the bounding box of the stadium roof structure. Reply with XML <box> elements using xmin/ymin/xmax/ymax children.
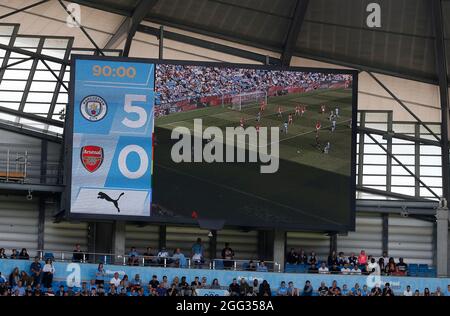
<box><xmin>68</xmin><ymin>0</ymin><xmax>450</xmax><ymax>86</ymax></box>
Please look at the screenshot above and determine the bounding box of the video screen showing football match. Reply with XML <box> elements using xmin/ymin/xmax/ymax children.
<box><xmin>151</xmin><ymin>63</ymin><xmax>356</xmax><ymax>231</ymax></box>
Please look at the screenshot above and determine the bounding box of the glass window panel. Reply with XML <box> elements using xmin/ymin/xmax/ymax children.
<box><xmin>391</xmin><ymin>186</ymin><xmax>415</xmax><ymax>196</ymax></box>
<box><xmin>63</xmin><ymin>72</ymin><xmax>70</xmax><ymax>81</ymax></box>
<box><xmin>391</xmin><ymin>138</ymin><xmax>414</xmax><ymax>145</ymax></box>
<box><xmin>0</xmin><ymin>91</ymin><xmax>23</xmax><ymax>102</ymax></box>
<box><xmin>420</xmin><ymin>187</ymin><xmax>441</xmax><ymax>198</ymax></box>
<box><xmin>3</xmin><ymin>69</ymin><xmax>30</xmax><ymax>80</ymax></box>
<box><xmin>391</xmin><ymin>155</ymin><xmax>415</xmax><ymax>165</ymax></box>
<box><xmin>420</xmin><ymin>166</ymin><xmax>442</xmax><ymax>177</ymax></box>
<box><xmin>420</xmin><ymin>125</ymin><xmax>440</xmax><ymax>134</ymax></box>
<box><xmin>48</xmin><ymin>125</ymin><xmax>63</xmax><ymax>134</ymax></box>
<box><xmin>421</xmin><ymin>134</ymin><xmax>440</xmax><ymax>141</ymax></box>
<box><xmin>36</xmin><ymin>60</ymin><xmax>62</xmax><ymax>71</ymax></box>
<box><xmin>391</xmin><ymin>176</ymin><xmax>415</xmax><ymax>186</ymax></box>
<box><xmin>365</xmin><ymin>123</ymin><xmax>387</xmax><ymax>131</ymax></box>
<box><xmin>362</xmin><ymin>175</ymin><xmax>386</xmax><ymax>185</ymax></box>
<box><xmin>26</xmin><ymin>92</ymin><xmax>53</xmax><ymax>103</ymax></box>
<box><xmin>391</xmin><ymin>145</ymin><xmax>415</xmax><ymax>155</ymax></box>
<box><xmin>420</xmin><ymin>145</ymin><xmax>441</xmax><ymax>155</ymax></box>
<box><xmin>420</xmin><ymin>177</ymin><xmax>443</xmax><ymax>187</ymax></box>
<box><xmin>44</xmin><ymin>38</ymin><xmax>69</xmax><ymax>49</ymax></box>
<box><xmin>23</xmin><ymin>103</ymin><xmax>50</xmax><ymax>114</ymax></box>
<box><xmin>420</xmin><ymin>155</ymin><xmax>441</xmax><ymax>166</ymax></box>
<box><xmin>363</xmin><ymin>165</ymin><xmax>386</xmax><ymax>175</ymax></box>
<box><xmin>14</xmin><ymin>37</ymin><xmax>40</xmax><ymax>47</ymax></box>
<box><xmin>392</xmin><ymin>124</ymin><xmax>415</xmax><ymax>134</ymax></box>
<box><xmin>362</xmin><ymin>155</ymin><xmax>387</xmax><ymax>164</ymax></box>
<box><xmin>365</xmin><ymin>112</ymin><xmax>388</xmax><ymax>122</ymax></box>
<box><xmin>30</xmin><ymin>81</ymin><xmax>57</xmax><ymax>92</ymax></box>
<box><xmin>18</xmin><ymin>118</ymin><xmax>46</xmax><ymax>130</ymax></box>
<box><xmin>0</xmin><ymin>37</ymin><xmax>11</xmax><ymax>45</ymax></box>
<box><xmin>363</xmin><ymin>144</ymin><xmax>386</xmax><ymax>154</ymax></box>
<box><xmin>364</xmin><ymin>185</ymin><xmax>387</xmax><ymax>191</ymax></box>
<box><xmin>7</xmin><ymin>59</ymin><xmax>34</xmax><ymax>69</ymax></box>
<box><xmin>0</xmin><ymin>80</ymin><xmax>27</xmax><ymax>91</ymax></box>
<box><xmin>0</xmin><ymin>112</ymin><xmax>17</xmax><ymax>121</ymax></box>
<box><xmin>391</xmin><ymin>165</ymin><xmax>413</xmax><ymax>176</ymax></box>
<box><xmin>41</xmin><ymin>49</ymin><xmax>66</xmax><ymax>59</ymax></box>
<box><xmin>57</xmin><ymin>93</ymin><xmax>68</xmax><ymax>104</ymax></box>
<box><xmin>364</xmin><ymin>134</ymin><xmax>386</xmax><ymax>144</ymax></box>
<box><xmin>33</xmin><ymin>70</ymin><xmax>55</xmax><ymax>81</ymax></box>
<box><xmin>0</xmin><ymin>26</ymin><xmax>14</xmax><ymax>36</ymax></box>
<box><xmin>0</xmin><ymin>102</ymin><xmax>20</xmax><ymax>110</ymax></box>
<box><xmin>0</xmin><ymin>50</ymin><xmax>6</xmax><ymax>57</ymax></box>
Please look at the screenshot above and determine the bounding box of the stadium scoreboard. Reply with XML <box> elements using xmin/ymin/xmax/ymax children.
<box><xmin>67</xmin><ymin>56</ymin><xmax>154</xmax><ymax>219</ymax></box>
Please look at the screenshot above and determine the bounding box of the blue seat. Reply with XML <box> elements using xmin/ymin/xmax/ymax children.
<box><xmin>43</xmin><ymin>252</ymin><xmax>54</xmax><ymax>261</ymax></box>
<box><xmin>427</xmin><ymin>268</ymin><xmax>437</xmax><ymax>277</ymax></box>
<box><xmin>214</xmin><ymin>260</ymin><xmax>224</xmax><ymax>270</ymax></box>
<box><xmin>242</xmin><ymin>262</ymin><xmax>249</xmax><ymax>270</ymax></box>
<box><xmin>418</xmin><ymin>264</ymin><xmax>428</xmax><ymax>271</ymax></box>
<box><xmin>296</xmin><ymin>264</ymin><xmax>307</xmax><ymax>273</ymax></box>
<box><xmin>285</xmin><ymin>264</ymin><xmax>297</xmax><ymax>273</ymax></box>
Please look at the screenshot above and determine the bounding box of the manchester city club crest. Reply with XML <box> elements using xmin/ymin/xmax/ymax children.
<box><xmin>80</xmin><ymin>145</ymin><xmax>104</xmax><ymax>173</ymax></box>
<box><xmin>80</xmin><ymin>95</ymin><xmax>107</xmax><ymax>121</ymax></box>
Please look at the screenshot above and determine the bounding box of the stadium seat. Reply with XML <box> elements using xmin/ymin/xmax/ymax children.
<box><xmin>418</xmin><ymin>264</ymin><xmax>429</xmax><ymax>271</ymax></box>
<box><xmin>43</xmin><ymin>252</ymin><xmax>55</xmax><ymax>261</ymax></box>
<box><xmin>213</xmin><ymin>260</ymin><xmax>224</xmax><ymax>270</ymax></box>
<box><xmin>427</xmin><ymin>267</ymin><xmax>437</xmax><ymax>277</ymax></box>
<box><xmin>408</xmin><ymin>264</ymin><xmax>418</xmax><ymax>276</ymax></box>
<box><xmin>284</xmin><ymin>263</ymin><xmax>297</xmax><ymax>273</ymax></box>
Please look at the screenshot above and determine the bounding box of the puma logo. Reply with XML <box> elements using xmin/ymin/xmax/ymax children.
<box><xmin>97</xmin><ymin>192</ymin><xmax>124</xmax><ymax>213</ymax></box>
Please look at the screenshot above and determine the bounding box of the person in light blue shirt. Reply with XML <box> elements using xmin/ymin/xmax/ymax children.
<box><xmin>191</xmin><ymin>238</ymin><xmax>204</xmax><ymax>266</ymax></box>
<box><xmin>361</xmin><ymin>284</ymin><xmax>370</xmax><ymax>296</ymax></box>
<box><xmin>277</xmin><ymin>281</ymin><xmax>288</xmax><ymax>296</ymax></box>
<box><xmin>256</xmin><ymin>260</ymin><xmax>268</xmax><ymax>272</ymax></box>
<box><xmin>172</xmin><ymin>248</ymin><xmax>187</xmax><ymax>267</ymax></box>
<box><xmin>12</xmin><ymin>280</ymin><xmax>26</xmax><ymax>296</ymax></box>
<box><xmin>341</xmin><ymin>284</ymin><xmax>350</xmax><ymax>296</ymax></box>
<box><xmin>351</xmin><ymin>283</ymin><xmax>361</xmax><ymax>295</ymax></box>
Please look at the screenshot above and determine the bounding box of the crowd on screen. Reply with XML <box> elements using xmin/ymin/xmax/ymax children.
<box><xmin>0</xmin><ymin>242</ymin><xmax>446</xmax><ymax>296</ymax></box>
<box><xmin>155</xmin><ymin>64</ymin><xmax>350</xmax><ymax>104</ymax></box>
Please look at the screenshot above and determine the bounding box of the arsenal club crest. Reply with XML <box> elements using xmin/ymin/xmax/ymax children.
<box><xmin>80</xmin><ymin>95</ymin><xmax>107</xmax><ymax>121</ymax></box>
<box><xmin>80</xmin><ymin>146</ymin><xmax>104</xmax><ymax>173</ymax></box>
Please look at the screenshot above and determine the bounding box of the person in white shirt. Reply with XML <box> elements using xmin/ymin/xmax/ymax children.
<box><xmin>366</xmin><ymin>257</ymin><xmax>381</xmax><ymax>275</ymax></box>
<box><xmin>403</xmin><ymin>285</ymin><xmax>413</xmax><ymax>296</ymax></box>
<box><xmin>350</xmin><ymin>264</ymin><xmax>362</xmax><ymax>275</ymax></box>
<box><xmin>341</xmin><ymin>263</ymin><xmax>351</xmax><ymax>275</ymax></box>
<box><xmin>318</xmin><ymin>262</ymin><xmax>329</xmax><ymax>274</ymax></box>
<box><xmin>157</xmin><ymin>247</ymin><xmax>170</xmax><ymax>265</ymax></box>
<box><xmin>110</xmin><ymin>272</ymin><xmax>121</xmax><ymax>287</ymax></box>
<box><xmin>42</xmin><ymin>258</ymin><xmax>55</xmax><ymax>289</ymax></box>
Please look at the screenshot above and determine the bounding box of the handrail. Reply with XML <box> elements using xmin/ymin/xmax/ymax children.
<box><xmin>1</xmin><ymin>248</ymin><xmax>281</xmax><ymax>272</ymax></box>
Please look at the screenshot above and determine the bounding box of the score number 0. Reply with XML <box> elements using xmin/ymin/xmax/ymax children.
<box><xmin>118</xmin><ymin>94</ymin><xmax>149</xmax><ymax>180</ymax></box>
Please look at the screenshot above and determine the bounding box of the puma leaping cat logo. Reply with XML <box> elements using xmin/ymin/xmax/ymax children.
<box><xmin>97</xmin><ymin>192</ymin><xmax>124</xmax><ymax>213</ymax></box>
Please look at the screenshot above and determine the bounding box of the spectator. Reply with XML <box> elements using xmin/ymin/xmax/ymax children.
<box><xmin>56</xmin><ymin>285</ymin><xmax>65</xmax><ymax>296</ymax></box>
<box><xmin>382</xmin><ymin>251</ymin><xmax>390</xmax><ymax>266</ymax></box>
<box><xmin>30</xmin><ymin>256</ymin><xmax>42</xmax><ymax>284</ymax></box>
<box><xmin>302</xmin><ymin>280</ymin><xmax>313</xmax><ymax>296</ymax></box>
<box><xmin>358</xmin><ymin>250</ymin><xmax>367</xmax><ymax>266</ymax></box>
<box><xmin>308</xmin><ymin>251</ymin><xmax>318</xmax><ymax>266</ymax></box>
<box><xmin>179</xmin><ymin>276</ymin><xmax>191</xmax><ymax>296</ymax></box>
<box><xmin>131</xmin><ymin>274</ymin><xmax>142</xmax><ymax>290</ymax></box>
<box><xmin>239</xmin><ymin>278</ymin><xmax>250</xmax><ymax>296</ymax></box>
<box><xmin>12</xmin><ymin>280</ymin><xmax>25</xmax><ymax>296</ymax></box>
<box><xmin>414</xmin><ymin>290</ymin><xmax>420</xmax><ymax>296</ymax></box>
<box><xmin>287</xmin><ymin>281</ymin><xmax>298</xmax><ymax>296</ymax></box>
<box><xmin>298</xmin><ymin>250</ymin><xmax>308</xmax><ymax>264</ymax></box>
<box><xmin>348</xmin><ymin>252</ymin><xmax>358</xmax><ymax>266</ymax></box>
<box><xmin>328</xmin><ymin>280</ymin><xmax>341</xmax><ymax>296</ymax></box>
<box><xmin>259</xmin><ymin>280</ymin><xmax>271</xmax><ymax>296</ymax></box>
<box><xmin>396</xmin><ymin>257</ymin><xmax>408</xmax><ymax>275</ymax></box>
<box><xmin>9</xmin><ymin>267</ymin><xmax>20</xmax><ymax>287</ymax></box>
<box><xmin>127</xmin><ymin>247</ymin><xmax>139</xmax><ymax>266</ymax></box>
<box><xmin>110</xmin><ymin>272</ymin><xmax>121</xmax><ymax>288</ymax></box>
<box><xmin>149</xmin><ymin>275</ymin><xmax>160</xmax><ymax>289</ymax></box>
<box><xmin>143</xmin><ymin>247</ymin><xmax>155</xmax><ymax>266</ymax></box>
<box><xmin>121</xmin><ymin>274</ymin><xmax>130</xmax><ymax>290</ymax></box>
<box><xmin>95</xmin><ymin>263</ymin><xmax>106</xmax><ymax>285</ymax></box>
<box><xmin>20</xmin><ymin>271</ymin><xmax>32</xmax><ymax>287</ymax></box>
<box><xmin>221</xmin><ymin>243</ymin><xmax>235</xmax><ymax>269</ymax></box>
<box><xmin>41</xmin><ymin>258</ymin><xmax>55</xmax><ymax>289</ymax></box>
<box><xmin>341</xmin><ymin>284</ymin><xmax>350</xmax><ymax>296</ymax></box>
<box><xmin>386</xmin><ymin>257</ymin><xmax>397</xmax><ymax>275</ymax></box>
<box><xmin>341</xmin><ymin>263</ymin><xmax>351</xmax><ymax>275</ymax></box>
<box><xmin>72</xmin><ymin>244</ymin><xmax>84</xmax><ymax>262</ymax></box>
<box><xmin>157</xmin><ymin>247</ymin><xmax>170</xmax><ymax>266</ymax></box>
<box><xmin>327</xmin><ymin>251</ymin><xmax>338</xmax><ymax>267</ymax></box>
<box><xmin>276</xmin><ymin>281</ymin><xmax>288</xmax><ymax>296</ymax></box>
<box><xmin>434</xmin><ymin>287</ymin><xmax>443</xmax><ymax>296</ymax></box>
<box><xmin>371</xmin><ymin>284</ymin><xmax>382</xmax><ymax>296</ymax></box>
<box><xmin>257</xmin><ymin>260</ymin><xmax>268</xmax><ymax>272</ymax></box>
<box><xmin>286</xmin><ymin>248</ymin><xmax>298</xmax><ymax>264</ymax></box>
<box><xmin>367</xmin><ymin>257</ymin><xmax>381</xmax><ymax>275</ymax></box>
<box><xmin>318</xmin><ymin>281</ymin><xmax>328</xmax><ymax>296</ymax></box>
<box><xmin>383</xmin><ymin>282</ymin><xmax>394</xmax><ymax>296</ymax></box>
<box><xmin>330</xmin><ymin>263</ymin><xmax>341</xmax><ymax>274</ymax></box>
<box><xmin>156</xmin><ymin>283</ymin><xmax>167</xmax><ymax>296</ymax></box>
<box><xmin>361</xmin><ymin>285</ymin><xmax>370</xmax><ymax>296</ymax></box>
<box><xmin>172</xmin><ymin>248</ymin><xmax>187</xmax><ymax>268</ymax></box>
<box><xmin>337</xmin><ymin>252</ymin><xmax>347</xmax><ymax>266</ymax></box>
<box><xmin>0</xmin><ymin>248</ymin><xmax>7</xmax><ymax>259</ymax></box>
<box><xmin>423</xmin><ymin>288</ymin><xmax>431</xmax><ymax>297</ymax></box>
<box><xmin>168</xmin><ymin>283</ymin><xmax>178</xmax><ymax>296</ymax></box>
<box><xmin>18</xmin><ymin>248</ymin><xmax>29</xmax><ymax>260</ymax></box>
<box><xmin>350</xmin><ymin>263</ymin><xmax>362</xmax><ymax>275</ymax></box>
<box><xmin>228</xmin><ymin>278</ymin><xmax>240</xmax><ymax>296</ymax></box>
<box><xmin>10</xmin><ymin>249</ymin><xmax>18</xmax><ymax>259</ymax></box>
<box><xmin>318</xmin><ymin>262</ymin><xmax>329</xmax><ymax>274</ymax></box>
<box><xmin>251</xmin><ymin>279</ymin><xmax>259</xmax><ymax>296</ymax></box>
<box><xmin>378</xmin><ymin>258</ymin><xmax>385</xmax><ymax>273</ymax></box>
<box><xmin>211</xmin><ymin>278</ymin><xmax>221</xmax><ymax>290</ymax></box>
<box><xmin>191</xmin><ymin>238</ymin><xmax>204</xmax><ymax>266</ymax></box>
<box><xmin>190</xmin><ymin>276</ymin><xmax>200</xmax><ymax>289</ymax></box>
<box><xmin>247</xmin><ymin>260</ymin><xmax>257</xmax><ymax>271</ymax></box>
<box><xmin>403</xmin><ymin>285</ymin><xmax>413</xmax><ymax>296</ymax></box>
<box><xmin>351</xmin><ymin>283</ymin><xmax>361</xmax><ymax>296</ymax></box>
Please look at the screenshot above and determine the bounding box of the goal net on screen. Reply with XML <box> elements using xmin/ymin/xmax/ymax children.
<box><xmin>230</xmin><ymin>91</ymin><xmax>268</xmax><ymax>111</ymax></box>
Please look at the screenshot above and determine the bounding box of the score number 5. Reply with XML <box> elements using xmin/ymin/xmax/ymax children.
<box><xmin>118</xmin><ymin>94</ymin><xmax>150</xmax><ymax>180</ymax></box>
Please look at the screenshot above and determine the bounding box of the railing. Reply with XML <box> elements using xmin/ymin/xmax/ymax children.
<box><xmin>12</xmin><ymin>249</ymin><xmax>281</xmax><ymax>273</ymax></box>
